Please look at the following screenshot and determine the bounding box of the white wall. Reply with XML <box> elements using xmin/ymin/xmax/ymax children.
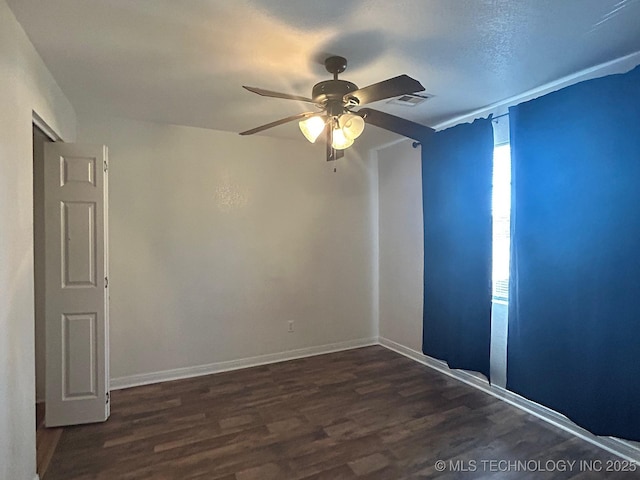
<box><xmin>76</xmin><ymin>115</ymin><xmax>376</xmax><ymax>382</ymax></box>
<box><xmin>0</xmin><ymin>1</ymin><xmax>76</xmax><ymax>478</ymax></box>
<box><xmin>377</xmin><ymin>140</ymin><xmax>424</xmax><ymax>351</ymax></box>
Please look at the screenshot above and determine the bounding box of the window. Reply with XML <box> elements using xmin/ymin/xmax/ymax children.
<box><xmin>492</xmin><ymin>143</ymin><xmax>511</xmax><ymax>302</ymax></box>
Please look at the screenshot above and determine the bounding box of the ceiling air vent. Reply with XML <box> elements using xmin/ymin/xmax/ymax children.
<box><xmin>387</xmin><ymin>93</ymin><xmax>433</xmax><ymax>107</ymax></box>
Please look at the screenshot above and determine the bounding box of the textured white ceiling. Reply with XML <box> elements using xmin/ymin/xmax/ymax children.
<box><xmin>7</xmin><ymin>0</ymin><xmax>640</xmax><ymax>140</ymax></box>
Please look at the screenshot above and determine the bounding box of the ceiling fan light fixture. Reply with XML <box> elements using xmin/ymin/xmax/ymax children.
<box><xmin>339</xmin><ymin>113</ymin><xmax>365</xmax><ymax>140</ymax></box>
<box><xmin>331</xmin><ymin>126</ymin><xmax>354</xmax><ymax>150</ymax></box>
<box><xmin>299</xmin><ymin>115</ymin><xmax>326</xmax><ymax>143</ymax></box>
<box><xmin>241</xmin><ymin>56</ymin><xmax>428</xmax><ymax>161</ymax></box>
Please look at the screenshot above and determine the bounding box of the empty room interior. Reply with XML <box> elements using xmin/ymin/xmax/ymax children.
<box><xmin>2</xmin><ymin>1</ymin><xmax>640</xmax><ymax>479</ymax></box>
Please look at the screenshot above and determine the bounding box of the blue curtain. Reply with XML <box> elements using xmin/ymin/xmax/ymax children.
<box><xmin>507</xmin><ymin>65</ymin><xmax>640</xmax><ymax>440</ymax></box>
<box><xmin>422</xmin><ymin>118</ymin><xmax>493</xmax><ymax>379</ymax></box>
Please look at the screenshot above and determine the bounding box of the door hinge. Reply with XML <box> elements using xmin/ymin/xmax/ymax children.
<box><xmin>104</xmin><ymin>160</ymin><xmax>108</xmax><ymax>172</ymax></box>
<box><xmin>106</xmin><ymin>391</ymin><xmax>110</xmax><ymax>404</ymax></box>
<box><xmin>105</xmin><ymin>276</ymin><xmax>109</xmax><ymax>288</ymax></box>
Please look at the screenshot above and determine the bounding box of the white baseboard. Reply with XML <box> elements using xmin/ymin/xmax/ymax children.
<box><xmin>110</xmin><ymin>337</ymin><xmax>378</xmax><ymax>390</ymax></box>
<box><xmin>378</xmin><ymin>336</ymin><xmax>640</xmax><ymax>464</ymax></box>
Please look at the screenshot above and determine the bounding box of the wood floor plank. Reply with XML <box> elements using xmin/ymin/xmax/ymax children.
<box><xmin>36</xmin><ymin>402</ymin><xmax>64</xmax><ymax>478</ymax></box>
<box><xmin>44</xmin><ymin>346</ymin><xmax>635</xmax><ymax>479</ymax></box>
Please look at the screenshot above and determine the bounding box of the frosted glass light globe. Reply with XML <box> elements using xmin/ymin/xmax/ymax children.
<box><xmin>339</xmin><ymin>113</ymin><xmax>365</xmax><ymax>140</ymax></box>
<box><xmin>299</xmin><ymin>116</ymin><xmax>326</xmax><ymax>143</ymax></box>
<box><xmin>331</xmin><ymin>127</ymin><xmax>354</xmax><ymax>150</ymax></box>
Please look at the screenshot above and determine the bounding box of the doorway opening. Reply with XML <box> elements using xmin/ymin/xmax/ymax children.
<box><xmin>33</xmin><ymin>124</ymin><xmax>62</xmax><ymax>478</ymax></box>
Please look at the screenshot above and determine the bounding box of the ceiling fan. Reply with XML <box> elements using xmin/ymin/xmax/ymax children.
<box><xmin>240</xmin><ymin>56</ymin><xmax>434</xmax><ymax>161</ymax></box>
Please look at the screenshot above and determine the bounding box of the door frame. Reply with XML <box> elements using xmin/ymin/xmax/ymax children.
<box><xmin>32</xmin><ymin>109</ymin><xmax>61</xmax><ymax>404</ymax></box>
<box><xmin>33</xmin><ymin>111</ymin><xmax>62</xmax><ymax>143</ymax></box>
<box><xmin>32</xmin><ymin>111</ymin><xmax>61</xmax><ymax>477</ymax></box>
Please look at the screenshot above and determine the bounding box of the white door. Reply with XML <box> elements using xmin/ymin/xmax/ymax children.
<box><xmin>44</xmin><ymin>143</ymin><xmax>110</xmax><ymax>427</ymax></box>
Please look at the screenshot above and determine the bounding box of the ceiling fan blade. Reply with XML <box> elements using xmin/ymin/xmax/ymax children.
<box><xmin>346</xmin><ymin>75</ymin><xmax>425</xmax><ymax>105</ymax></box>
<box><xmin>239</xmin><ymin>112</ymin><xmax>315</xmax><ymax>136</ymax></box>
<box><xmin>243</xmin><ymin>86</ymin><xmax>315</xmax><ymax>104</ymax></box>
<box><xmin>357</xmin><ymin>108</ymin><xmax>434</xmax><ymax>142</ymax></box>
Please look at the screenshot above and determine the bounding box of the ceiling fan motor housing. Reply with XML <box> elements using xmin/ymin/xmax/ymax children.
<box><xmin>312</xmin><ymin>80</ymin><xmax>359</xmax><ymax>116</ymax></box>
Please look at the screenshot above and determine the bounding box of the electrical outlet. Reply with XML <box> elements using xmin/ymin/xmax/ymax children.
<box><xmin>288</xmin><ymin>320</ymin><xmax>294</xmax><ymax>333</ymax></box>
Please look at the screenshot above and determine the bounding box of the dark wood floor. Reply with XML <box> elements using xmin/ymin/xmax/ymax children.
<box><xmin>45</xmin><ymin>346</ymin><xmax>636</xmax><ymax>479</ymax></box>
<box><xmin>36</xmin><ymin>402</ymin><xmax>63</xmax><ymax>478</ymax></box>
